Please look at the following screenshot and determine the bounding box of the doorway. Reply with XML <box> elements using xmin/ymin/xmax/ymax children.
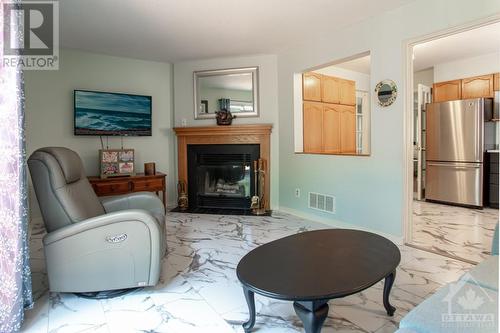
<box><xmin>405</xmin><ymin>19</ymin><xmax>500</xmax><ymax>263</ymax></box>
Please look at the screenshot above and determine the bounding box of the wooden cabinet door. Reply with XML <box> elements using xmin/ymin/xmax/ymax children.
<box><xmin>323</xmin><ymin>104</ymin><xmax>341</xmax><ymax>153</ymax></box>
<box><xmin>321</xmin><ymin>75</ymin><xmax>340</xmax><ymax>104</ymax></box>
<box><xmin>303</xmin><ymin>72</ymin><xmax>322</xmax><ymax>101</ymax></box>
<box><xmin>339</xmin><ymin>79</ymin><xmax>356</xmax><ymax>106</ymax></box>
<box><xmin>462</xmin><ymin>74</ymin><xmax>494</xmax><ymax>99</ymax></box>
<box><xmin>433</xmin><ymin>80</ymin><xmax>461</xmax><ymax>102</ymax></box>
<box><xmin>339</xmin><ymin>105</ymin><xmax>356</xmax><ymax>154</ymax></box>
<box><xmin>303</xmin><ymin>102</ymin><xmax>323</xmax><ymax>152</ymax></box>
<box><xmin>494</xmin><ymin>73</ymin><xmax>500</xmax><ymax>91</ymax></box>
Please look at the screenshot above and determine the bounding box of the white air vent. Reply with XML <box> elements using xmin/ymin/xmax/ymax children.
<box><xmin>309</xmin><ymin>192</ymin><xmax>336</xmax><ymax>214</ymax></box>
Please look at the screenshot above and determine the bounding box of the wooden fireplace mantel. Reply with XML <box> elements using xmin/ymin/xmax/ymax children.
<box><xmin>174</xmin><ymin>124</ymin><xmax>273</xmax><ymax>209</ymax></box>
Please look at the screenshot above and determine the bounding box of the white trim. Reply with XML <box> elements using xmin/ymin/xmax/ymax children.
<box><xmin>402</xmin><ymin>14</ymin><xmax>500</xmax><ymax>244</ymax></box>
<box><xmin>278</xmin><ymin>206</ymin><xmax>403</xmax><ymax>245</ymax></box>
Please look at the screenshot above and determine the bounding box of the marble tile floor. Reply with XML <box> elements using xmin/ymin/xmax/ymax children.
<box><xmin>411</xmin><ymin>200</ymin><xmax>499</xmax><ymax>264</ymax></box>
<box><xmin>22</xmin><ymin>212</ymin><xmax>475</xmax><ymax>333</ymax></box>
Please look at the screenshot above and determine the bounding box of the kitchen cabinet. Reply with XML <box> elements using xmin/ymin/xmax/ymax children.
<box><xmin>321</xmin><ymin>75</ymin><xmax>341</xmax><ymax>104</ymax></box>
<box><xmin>462</xmin><ymin>74</ymin><xmax>494</xmax><ymax>99</ymax></box>
<box><xmin>302</xmin><ymin>73</ymin><xmax>357</xmax><ymax>154</ymax></box>
<box><xmin>321</xmin><ymin>75</ymin><xmax>355</xmax><ymax>105</ymax></box>
<box><xmin>433</xmin><ymin>80</ymin><xmax>461</xmax><ymax>102</ymax></box>
<box><xmin>339</xmin><ymin>79</ymin><xmax>356</xmax><ymax>105</ymax></box>
<box><xmin>303</xmin><ymin>72</ymin><xmax>322</xmax><ymax>101</ymax></box>
<box><xmin>339</xmin><ymin>105</ymin><xmax>356</xmax><ymax>153</ymax></box>
<box><xmin>323</xmin><ymin>104</ymin><xmax>341</xmax><ymax>153</ymax></box>
<box><xmin>494</xmin><ymin>73</ymin><xmax>499</xmax><ymax>91</ymax></box>
<box><xmin>303</xmin><ymin>101</ymin><xmax>323</xmax><ymax>152</ymax></box>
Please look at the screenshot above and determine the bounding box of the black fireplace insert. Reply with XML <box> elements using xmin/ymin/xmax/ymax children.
<box><xmin>187</xmin><ymin>144</ymin><xmax>260</xmax><ymax>212</ymax></box>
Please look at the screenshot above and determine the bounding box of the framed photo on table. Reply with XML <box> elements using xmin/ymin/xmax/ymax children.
<box><xmin>99</xmin><ymin>149</ymin><xmax>135</xmax><ymax>178</ymax></box>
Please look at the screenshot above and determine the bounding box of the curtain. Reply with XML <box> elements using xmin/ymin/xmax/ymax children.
<box><xmin>0</xmin><ymin>0</ymin><xmax>34</xmax><ymax>331</ymax></box>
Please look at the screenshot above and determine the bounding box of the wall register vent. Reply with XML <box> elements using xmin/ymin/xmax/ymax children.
<box><xmin>309</xmin><ymin>192</ymin><xmax>336</xmax><ymax>214</ymax></box>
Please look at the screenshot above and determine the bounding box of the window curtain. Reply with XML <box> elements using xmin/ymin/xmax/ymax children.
<box><xmin>0</xmin><ymin>0</ymin><xmax>34</xmax><ymax>331</ymax></box>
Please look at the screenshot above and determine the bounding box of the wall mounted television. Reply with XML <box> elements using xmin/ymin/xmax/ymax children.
<box><xmin>74</xmin><ymin>90</ymin><xmax>152</xmax><ymax>136</ymax></box>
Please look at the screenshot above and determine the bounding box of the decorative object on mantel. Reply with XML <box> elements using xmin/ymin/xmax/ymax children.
<box><xmin>177</xmin><ymin>180</ymin><xmax>188</xmax><ymax>211</ymax></box>
<box><xmin>99</xmin><ymin>149</ymin><xmax>135</xmax><ymax>178</ymax></box>
<box><xmin>251</xmin><ymin>158</ymin><xmax>268</xmax><ymax>215</ymax></box>
<box><xmin>216</xmin><ymin>98</ymin><xmax>236</xmax><ymax>125</ymax></box>
<box><xmin>144</xmin><ymin>162</ymin><xmax>156</xmax><ymax>175</ymax></box>
<box><xmin>375</xmin><ymin>79</ymin><xmax>397</xmax><ymax>107</ymax></box>
<box><xmin>215</xmin><ymin>109</ymin><xmax>236</xmax><ymax>125</ymax></box>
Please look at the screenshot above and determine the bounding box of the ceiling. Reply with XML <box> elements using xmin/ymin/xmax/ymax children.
<box><xmin>413</xmin><ymin>22</ymin><xmax>500</xmax><ymax>71</ymax></box>
<box><xmin>60</xmin><ymin>0</ymin><xmax>413</xmax><ymax>63</ymax></box>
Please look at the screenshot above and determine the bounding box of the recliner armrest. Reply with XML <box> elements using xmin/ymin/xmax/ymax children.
<box><xmin>99</xmin><ymin>192</ymin><xmax>165</xmax><ymax>216</ymax></box>
<box><xmin>43</xmin><ymin>209</ymin><xmax>161</xmax><ymax>245</ymax></box>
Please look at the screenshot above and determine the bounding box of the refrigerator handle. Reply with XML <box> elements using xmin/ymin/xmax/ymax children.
<box><xmin>427</xmin><ymin>162</ymin><xmax>481</xmax><ymax>168</ymax></box>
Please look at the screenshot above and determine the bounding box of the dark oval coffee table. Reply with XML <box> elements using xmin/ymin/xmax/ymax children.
<box><xmin>236</xmin><ymin>229</ymin><xmax>401</xmax><ymax>333</ymax></box>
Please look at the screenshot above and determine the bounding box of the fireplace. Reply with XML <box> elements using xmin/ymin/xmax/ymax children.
<box><xmin>174</xmin><ymin>124</ymin><xmax>272</xmax><ymax>212</ymax></box>
<box><xmin>187</xmin><ymin>144</ymin><xmax>260</xmax><ymax>211</ymax></box>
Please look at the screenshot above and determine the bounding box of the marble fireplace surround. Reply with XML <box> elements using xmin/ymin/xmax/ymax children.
<box><xmin>173</xmin><ymin>124</ymin><xmax>273</xmax><ymax>210</ymax></box>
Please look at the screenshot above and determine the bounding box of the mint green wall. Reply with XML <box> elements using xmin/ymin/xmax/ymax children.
<box><xmin>277</xmin><ymin>0</ymin><xmax>500</xmax><ymax>236</ymax></box>
<box><xmin>25</xmin><ymin>49</ymin><xmax>175</xmax><ymax>217</ymax></box>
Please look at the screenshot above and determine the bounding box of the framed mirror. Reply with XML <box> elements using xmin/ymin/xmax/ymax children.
<box><xmin>194</xmin><ymin>67</ymin><xmax>259</xmax><ymax>119</ymax></box>
<box><xmin>375</xmin><ymin>80</ymin><xmax>397</xmax><ymax>107</ymax></box>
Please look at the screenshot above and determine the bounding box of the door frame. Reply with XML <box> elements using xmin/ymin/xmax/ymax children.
<box><xmin>402</xmin><ymin>15</ymin><xmax>500</xmax><ymax>244</ymax></box>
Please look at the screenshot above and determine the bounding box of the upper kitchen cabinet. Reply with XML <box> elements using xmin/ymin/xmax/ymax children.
<box><xmin>461</xmin><ymin>74</ymin><xmax>494</xmax><ymax>99</ymax></box>
<box><xmin>433</xmin><ymin>80</ymin><xmax>461</xmax><ymax>102</ymax></box>
<box><xmin>493</xmin><ymin>73</ymin><xmax>499</xmax><ymax>91</ymax></box>
<box><xmin>321</xmin><ymin>75</ymin><xmax>341</xmax><ymax>103</ymax></box>
<box><xmin>339</xmin><ymin>79</ymin><xmax>356</xmax><ymax>105</ymax></box>
<box><xmin>321</xmin><ymin>75</ymin><xmax>356</xmax><ymax>105</ymax></box>
<box><xmin>303</xmin><ymin>72</ymin><xmax>322</xmax><ymax>101</ymax></box>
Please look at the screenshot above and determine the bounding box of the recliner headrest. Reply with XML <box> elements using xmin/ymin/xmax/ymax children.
<box><xmin>37</xmin><ymin>147</ymin><xmax>83</xmax><ymax>184</ymax></box>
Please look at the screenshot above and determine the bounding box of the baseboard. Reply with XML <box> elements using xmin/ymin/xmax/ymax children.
<box><xmin>278</xmin><ymin>206</ymin><xmax>404</xmax><ymax>245</ymax></box>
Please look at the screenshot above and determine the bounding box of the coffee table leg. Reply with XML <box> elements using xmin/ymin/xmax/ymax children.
<box><xmin>242</xmin><ymin>287</ymin><xmax>256</xmax><ymax>332</ymax></box>
<box><xmin>383</xmin><ymin>271</ymin><xmax>396</xmax><ymax>316</ymax></box>
<box><xmin>293</xmin><ymin>301</ymin><xmax>329</xmax><ymax>333</ymax></box>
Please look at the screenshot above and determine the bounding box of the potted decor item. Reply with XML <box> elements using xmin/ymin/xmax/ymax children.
<box><xmin>216</xmin><ymin>98</ymin><xmax>236</xmax><ymax>125</ymax></box>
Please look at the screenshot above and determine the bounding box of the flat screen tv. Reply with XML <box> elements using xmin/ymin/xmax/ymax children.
<box><xmin>74</xmin><ymin>90</ymin><xmax>152</xmax><ymax>136</ymax></box>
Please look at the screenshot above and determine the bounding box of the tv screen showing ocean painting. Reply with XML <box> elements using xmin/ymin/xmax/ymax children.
<box><xmin>74</xmin><ymin>90</ymin><xmax>152</xmax><ymax>136</ymax></box>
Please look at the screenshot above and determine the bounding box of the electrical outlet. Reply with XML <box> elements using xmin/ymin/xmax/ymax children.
<box><xmin>181</xmin><ymin>118</ymin><xmax>187</xmax><ymax>127</ymax></box>
<box><xmin>295</xmin><ymin>188</ymin><xmax>301</xmax><ymax>198</ymax></box>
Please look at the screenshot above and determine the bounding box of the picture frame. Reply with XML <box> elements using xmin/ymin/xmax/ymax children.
<box><xmin>99</xmin><ymin>149</ymin><xmax>135</xmax><ymax>178</ymax></box>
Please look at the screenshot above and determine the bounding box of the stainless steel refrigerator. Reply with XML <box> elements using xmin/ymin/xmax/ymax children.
<box><xmin>425</xmin><ymin>98</ymin><xmax>492</xmax><ymax>207</ymax></box>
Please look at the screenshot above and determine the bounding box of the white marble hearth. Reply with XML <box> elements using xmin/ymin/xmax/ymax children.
<box><xmin>412</xmin><ymin>200</ymin><xmax>498</xmax><ymax>263</ymax></box>
<box><xmin>23</xmin><ymin>212</ymin><xmax>475</xmax><ymax>333</ymax></box>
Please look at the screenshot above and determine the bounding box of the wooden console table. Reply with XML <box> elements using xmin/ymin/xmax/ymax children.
<box><xmin>88</xmin><ymin>172</ymin><xmax>166</xmax><ymax>210</ymax></box>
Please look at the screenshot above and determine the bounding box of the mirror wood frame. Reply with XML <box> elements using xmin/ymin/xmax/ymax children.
<box><xmin>193</xmin><ymin>67</ymin><xmax>259</xmax><ymax>119</ymax></box>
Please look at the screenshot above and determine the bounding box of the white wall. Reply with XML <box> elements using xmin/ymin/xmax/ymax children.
<box><xmin>173</xmin><ymin>54</ymin><xmax>280</xmax><ymax>208</ymax></box>
<box><xmin>414</xmin><ymin>67</ymin><xmax>434</xmax><ymax>88</ymax></box>
<box><xmin>25</xmin><ymin>49</ymin><xmax>175</xmax><ymax>217</ymax></box>
<box><xmin>434</xmin><ymin>51</ymin><xmax>500</xmax><ymax>82</ymax></box>
<box><xmin>277</xmin><ymin>0</ymin><xmax>500</xmax><ymax>236</ymax></box>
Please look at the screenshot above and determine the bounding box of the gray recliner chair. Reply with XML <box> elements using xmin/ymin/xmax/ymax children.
<box><xmin>28</xmin><ymin>147</ymin><xmax>166</xmax><ymax>293</ymax></box>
